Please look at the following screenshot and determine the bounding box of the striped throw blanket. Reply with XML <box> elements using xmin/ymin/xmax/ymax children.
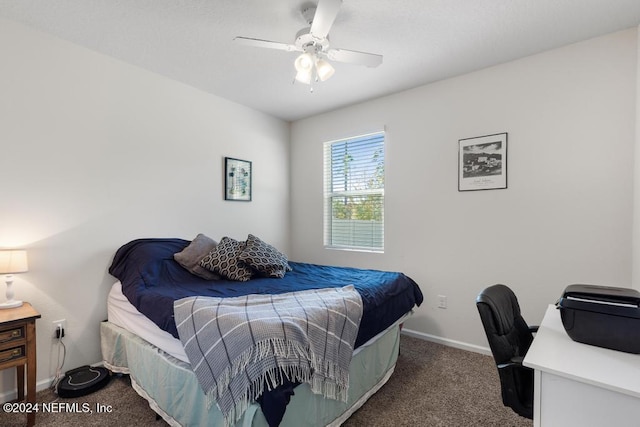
<box><xmin>173</xmin><ymin>285</ymin><xmax>363</xmax><ymax>426</ymax></box>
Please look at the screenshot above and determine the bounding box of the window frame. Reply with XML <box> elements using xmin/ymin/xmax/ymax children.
<box><xmin>323</xmin><ymin>131</ymin><xmax>385</xmax><ymax>253</ymax></box>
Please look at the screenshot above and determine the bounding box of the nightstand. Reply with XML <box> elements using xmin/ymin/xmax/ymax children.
<box><xmin>0</xmin><ymin>302</ymin><xmax>40</xmax><ymax>427</ymax></box>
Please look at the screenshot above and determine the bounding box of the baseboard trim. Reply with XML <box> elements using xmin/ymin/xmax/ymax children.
<box><xmin>0</xmin><ymin>377</ymin><xmax>52</xmax><ymax>402</ymax></box>
<box><xmin>401</xmin><ymin>328</ymin><xmax>491</xmax><ymax>356</ymax></box>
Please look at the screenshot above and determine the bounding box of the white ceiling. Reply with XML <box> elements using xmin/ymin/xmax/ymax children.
<box><xmin>1</xmin><ymin>0</ymin><xmax>640</xmax><ymax>122</ymax></box>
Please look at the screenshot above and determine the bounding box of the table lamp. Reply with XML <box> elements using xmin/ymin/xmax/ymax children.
<box><xmin>0</xmin><ymin>250</ymin><xmax>28</xmax><ymax>309</ymax></box>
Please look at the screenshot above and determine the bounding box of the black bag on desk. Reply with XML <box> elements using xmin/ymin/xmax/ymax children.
<box><xmin>557</xmin><ymin>284</ymin><xmax>640</xmax><ymax>354</ymax></box>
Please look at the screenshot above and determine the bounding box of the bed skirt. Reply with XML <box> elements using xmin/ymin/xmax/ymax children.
<box><xmin>100</xmin><ymin>320</ymin><xmax>401</xmax><ymax>426</ymax></box>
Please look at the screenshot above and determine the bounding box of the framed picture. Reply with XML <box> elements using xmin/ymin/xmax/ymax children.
<box><xmin>224</xmin><ymin>157</ymin><xmax>252</xmax><ymax>201</ymax></box>
<box><xmin>458</xmin><ymin>133</ymin><xmax>508</xmax><ymax>191</ymax></box>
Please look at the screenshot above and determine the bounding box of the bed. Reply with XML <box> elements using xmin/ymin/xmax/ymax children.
<box><xmin>100</xmin><ymin>237</ymin><xmax>423</xmax><ymax>426</ymax></box>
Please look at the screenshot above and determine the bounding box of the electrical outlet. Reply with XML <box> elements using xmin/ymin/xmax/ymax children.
<box><xmin>52</xmin><ymin>319</ymin><xmax>66</xmax><ymax>338</ymax></box>
<box><xmin>437</xmin><ymin>295</ymin><xmax>447</xmax><ymax>309</ymax></box>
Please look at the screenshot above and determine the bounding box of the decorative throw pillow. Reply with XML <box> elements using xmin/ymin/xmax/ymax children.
<box><xmin>238</xmin><ymin>234</ymin><xmax>292</xmax><ymax>278</ymax></box>
<box><xmin>173</xmin><ymin>234</ymin><xmax>221</xmax><ymax>280</ymax></box>
<box><xmin>199</xmin><ymin>237</ymin><xmax>253</xmax><ymax>282</ymax></box>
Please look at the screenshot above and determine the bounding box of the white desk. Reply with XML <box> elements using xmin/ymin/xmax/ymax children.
<box><xmin>523</xmin><ymin>304</ymin><xmax>640</xmax><ymax>427</ymax></box>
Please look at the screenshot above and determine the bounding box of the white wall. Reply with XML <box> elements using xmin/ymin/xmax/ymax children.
<box><xmin>0</xmin><ymin>19</ymin><xmax>290</xmax><ymax>396</ymax></box>
<box><xmin>291</xmin><ymin>29</ymin><xmax>637</xmax><ymax>351</ymax></box>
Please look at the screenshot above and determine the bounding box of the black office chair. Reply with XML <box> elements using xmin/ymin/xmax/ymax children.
<box><xmin>476</xmin><ymin>284</ymin><xmax>538</xmax><ymax>420</ymax></box>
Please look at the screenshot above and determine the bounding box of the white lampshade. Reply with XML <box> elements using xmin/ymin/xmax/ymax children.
<box><xmin>294</xmin><ymin>52</ymin><xmax>314</xmax><ymax>84</ymax></box>
<box><xmin>315</xmin><ymin>58</ymin><xmax>335</xmax><ymax>82</ymax></box>
<box><xmin>0</xmin><ymin>250</ymin><xmax>28</xmax><ymax>274</ymax></box>
<box><xmin>294</xmin><ymin>53</ymin><xmax>314</xmax><ymax>73</ymax></box>
<box><xmin>295</xmin><ymin>68</ymin><xmax>313</xmax><ymax>84</ymax></box>
<box><xmin>0</xmin><ymin>250</ymin><xmax>28</xmax><ymax>309</ymax></box>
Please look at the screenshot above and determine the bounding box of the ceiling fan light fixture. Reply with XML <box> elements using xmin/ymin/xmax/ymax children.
<box><xmin>315</xmin><ymin>58</ymin><xmax>335</xmax><ymax>81</ymax></box>
<box><xmin>236</xmin><ymin>0</ymin><xmax>383</xmax><ymax>89</ymax></box>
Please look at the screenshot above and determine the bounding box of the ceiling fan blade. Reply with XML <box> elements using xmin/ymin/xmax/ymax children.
<box><xmin>310</xmin><ymin>0</ymin><xmax>343</xmax><ymax>39</ymax></box>
<box><xmin>233</xmin><ymin>36</ymin><xmax>299</xmax><ymax>52</ymax></box>
<box><xmin>327</xmin><ymin>48</ymin><xmax>383</xmax><ymax>67</ymax></box>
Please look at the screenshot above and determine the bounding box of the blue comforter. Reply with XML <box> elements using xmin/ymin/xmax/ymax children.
<box><xmin>109</xmin><ymin>238</ymin><xmax>423</xmax><ymax>348</ymax></box>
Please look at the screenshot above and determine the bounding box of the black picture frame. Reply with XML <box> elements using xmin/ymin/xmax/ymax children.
<box><xmin>458</xmin><ymin>133</ymin><xmax>508</xmax><ymax>191</ymax></box>
<box><xmin>224</xmin><ymin>157</ymin><xmax>252</xmax><ymax>201</ymax></box>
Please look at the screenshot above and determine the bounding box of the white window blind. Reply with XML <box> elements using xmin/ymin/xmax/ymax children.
<box><xmin>323</xmin><ymin>132</ymin><xmax>385</xmax><ymax>251</ymax></box>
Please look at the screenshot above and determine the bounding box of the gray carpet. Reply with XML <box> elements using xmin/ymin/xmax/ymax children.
<box><xmin>0</xmin><ymin>336</ymin><xmax>531</xmax><ymax>426</ymax></box>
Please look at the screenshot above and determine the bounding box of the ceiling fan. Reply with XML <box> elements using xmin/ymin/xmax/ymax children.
<box><xmin>234</xmin><ymin>0</ymin><xmax>383</xmax><ymax>87</ymax></box>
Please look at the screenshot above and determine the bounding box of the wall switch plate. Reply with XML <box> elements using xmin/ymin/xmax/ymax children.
<box><xmin>437</xmin><ymin>295</ymin><xmax>447</xmax><ymax>309</ymax></box>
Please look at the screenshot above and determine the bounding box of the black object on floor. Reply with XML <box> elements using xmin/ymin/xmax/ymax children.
<box><xmin>57</xmin><ymin>365</ymin><xmax>111</xmax><ymax>398</ymax></box>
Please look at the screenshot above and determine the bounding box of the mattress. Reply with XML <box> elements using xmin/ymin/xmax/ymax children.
<box><xmin>107</xmin><ymin>281</ymin><xmax>189</xmax><ymax>363</ymax></box>
<box><xmin>107</xmin><ymin>281</ymin><xmax>390</xmax><ymax>363</ymax></box>
<box><xmin>107</xmin><ymin>279</ymin><xmax>403</xmax><ymax>364</ymax></box>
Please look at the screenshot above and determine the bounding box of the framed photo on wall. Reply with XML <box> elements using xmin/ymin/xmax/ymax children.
<box><xmin>224</xmin><ymin>157</ymin><xmax>252</xmax><ymax>201</ymax></box>
<box><xmin>458</xmin><ymin>133</ymin><xmax>508</xmax><ymax>191</ymax></box>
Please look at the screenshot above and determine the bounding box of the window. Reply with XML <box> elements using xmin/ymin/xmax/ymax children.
<box><xmin>323</xmin><ymin>132</ymin><xmax>385</xmax><ymax>251</ymax></box>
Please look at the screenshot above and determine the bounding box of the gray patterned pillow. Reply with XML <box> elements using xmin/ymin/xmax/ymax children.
<box><xmin>173</xmin><ymin>234</ymin><xmax>221</xmax><ymax>280</ymax></box>
<box><xmin>199</xmin><ymin>237</ymin><xmax>253</xmax><ymax>282</ymax></box>
<box><xmin>238</xmin><ymin>234</ymin><xmax>291</xmax><ymax>278</ymax></box>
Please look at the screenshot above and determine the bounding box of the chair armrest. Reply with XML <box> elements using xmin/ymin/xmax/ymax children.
<box><xmin>497</xmin><ymin>356</ymin><xmax>530</xmax><ymax>370</ymax></box>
